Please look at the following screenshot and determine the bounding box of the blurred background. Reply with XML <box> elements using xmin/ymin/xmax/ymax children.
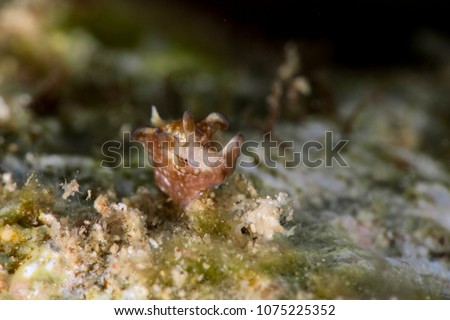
<box><xmin>0</xmin><ymin>0</ymin><xmax>449</xmax><ymax>172</ymax></box>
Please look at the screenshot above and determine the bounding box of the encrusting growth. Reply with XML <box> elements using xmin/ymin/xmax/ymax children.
<box><xmin>133</xmin><ymin>107</ymin><xmax>243</xmax><ymax>207</ymax></box>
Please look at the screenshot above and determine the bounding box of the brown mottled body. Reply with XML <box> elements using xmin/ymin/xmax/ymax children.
<box><xmin>133</xmin><ymin>107</ymin><xmax>243</xmax><ymax>207</ymax></box>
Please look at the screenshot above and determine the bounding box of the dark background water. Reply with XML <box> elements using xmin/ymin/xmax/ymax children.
<box><xmin>167</xmin><ymin>0</ymin><xmax>450</xmax><ymax>67</ymax></box>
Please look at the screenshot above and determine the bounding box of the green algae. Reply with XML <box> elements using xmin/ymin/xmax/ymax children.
<box><xmin>187</xmin><ymin>207</ymin><xmax>232</xmax><ymax>238</ymax></box>
<box><xmin>0</xmin><ymin>174</ymin><xmax>54</xmax><ymax>227</ymax></box>
<box><xmin>16</xmin><ymin>177</ymin><xmax>54</xmax><ymax>226</ymax></box>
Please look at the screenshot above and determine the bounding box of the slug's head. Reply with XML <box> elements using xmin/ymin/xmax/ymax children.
<box><xmin>133</xmin><ymin>107</ymin><xmax>243</xmax><ymax>207</ymax></box>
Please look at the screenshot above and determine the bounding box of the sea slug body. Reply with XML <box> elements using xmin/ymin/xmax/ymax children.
<box><xmin>133</xmin><ymin>107</ymin><xmax>243</xmax><ymax>207</ymax></box>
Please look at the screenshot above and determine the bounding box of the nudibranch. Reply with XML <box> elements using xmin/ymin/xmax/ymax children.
<box><xmin>133</xmin><ymin>107</ymin><xmax>243</xmax><ymax>207</ymax></box>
